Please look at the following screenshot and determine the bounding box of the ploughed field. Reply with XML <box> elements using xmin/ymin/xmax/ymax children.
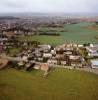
<box><xmin>18</xmin><ymin>22</ymin><xmax>98</xmax><ymax>45</ymax></box>
<box><xmin>0</xmin><ymin>68</ymin><xmax>98</xmax><ymax>100</ymax></box>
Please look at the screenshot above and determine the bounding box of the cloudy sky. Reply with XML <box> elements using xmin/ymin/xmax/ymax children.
<box><xmin>0</xmin><ymin>0</ymin><xmax>97</xmax><ymax>13</ymax></box>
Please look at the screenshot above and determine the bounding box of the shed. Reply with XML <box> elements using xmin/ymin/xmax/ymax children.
<box><xmin>40</xmin><ymin>63</ymin><xmax>49</xmax><ymax>72</ymax></box>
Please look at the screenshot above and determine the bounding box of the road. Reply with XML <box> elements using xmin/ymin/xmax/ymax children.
<box><xmin>0</xmin><ymin>54</ymin><xmax>98</xmax><ymax>75</ymax></box>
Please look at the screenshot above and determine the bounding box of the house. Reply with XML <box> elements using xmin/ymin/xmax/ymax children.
<box><xmin>40</xmin><ymin>63</ymin><xmax>49</xmax><ymax>72</ymax></box>
<box><xmin>0</xmin><ymin>45</ymin><xmax>3</xmax><ymax>53</ymax></box>
<box><xmin>61</xmin><ymin>61</ymin><xmax>67</xmax><ymax>66</ymax></box>
<box><xmin>78</xmin><ymin>44</ymin><xmax>84</xmax><ymax>48</ymax></box>
<box><xmin>71</xmin><ymin>60</ymin><xmax>83</xmax><ymax>68</ymax></box>
<box><xmin>18</xmin><ymin>61</ymin><xmax>24</xmax><ymax>67</ymax></box>
<box><xmin>90</xmin><ymin>60</ymin><xmax>98</xmax><ymax>69</ymax></box>
<box><xmin>88</xmin><ymin>53</ymin><xmax>98</xmax><ymax>57</ymax></box>
<box><xmin>37</xmin><ymin>58</ymin><xmax>43</xmax><ymax>62</ymax></box>
<box><xmin>56</xmin><ymin>54</ymin><xmax>65</xmax><ymax>60</ymax></box>
<box><xmin>86</xmin><ymin>45</ymin><xmax>98</xmax><ymax>57</ymax></box>
<box><xmin>51</xmin><ymin>50</ymin><xmax>56</xmax><ymax>55</ymax></box>
<box><xmin>35</xmin><ymin>53</ymin><xmax>42</xmax><ymax>57</ymax></box>
<box><xmin>65</xmin><ymin>47</ymin><xmax>73</xmax><ymax>51</ymax></box>
<box><xmin>71</xmin><ymin>63</ymin><xmax>82</xmax><ymax>68</ymax></box>
<box><xmin>47</xmin><ymin>59</ymin><xmax>58</xmax><ymax>65</ymax></box>
<box><xmin>33</xmin><ymin>64</ymin><xmax>40</xmax><ymax>70</ymax></box>
<box><xmin>64</xmin><ymin>51</ymin><xmax>72</xmax><ymax>55</ymax></box>
<box><xmin>69</xmin><ymin>55</ymin><xmax>83</xmax><ymax>68</ymax></box>
<box><xmin>38</xmin><ymin>45</ymin><xmax>51</xmax><ymax>51</ymax></box>
<box><xmin>69</xmin><ymin>55</ymin><xmax>80</xmax><ymax>60</ymax></box>
<box><xmin>86</xmin><ymin>46</ymin><xmax>98</xmax><ymax>53</ymax></box>
<box><xmin>73</xmin><ymin>44</ymin><xmax>78</xmax><ymax>48</ymax></box>
<box><xmin>0</xmin><ymin>37</ymin><xmax>8</xmax><ymax>41</ymax></box>
<box><xmin>43</xmin><ymin>53</ymin><xmax>52</xmax><ymax>58</ymax></box>
<box><xmin>3</xmin><ymin>31</ymin><xmax>15</xmax><ymax>37</ymax></box>
<box><xmin>21</xmin><ymin>55</ymin><xmax>28</xmax><ymax>62</ymax></box>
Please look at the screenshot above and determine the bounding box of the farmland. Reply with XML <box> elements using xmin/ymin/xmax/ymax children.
<box><xmin>18</xmin><ymin>22</ymin><xmax>98</xmax><ymax>46</ymax></box>
<box><xmin>0</xmin><ymin>68</ymin><xmax>98</xmax><ymax>100</ymax></box>
<box><xmin>61</xmin><ymin>22</ymin><xmax>98</xmax><ymax>44</ymax></box>
<box><xmin>1</xmin><ymin>18</ymin><xmax>98</xmax><ymax>100</ymax></box>
<box><xmin>18</xmin><ymin>35</ymin><xmax>64</xmax><ymax>46</ymax></box>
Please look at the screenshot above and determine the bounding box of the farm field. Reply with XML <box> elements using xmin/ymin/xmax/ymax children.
<box><xmin>61</xmin><ymin>22</ymin><xmax>98</xmax><ymax>44</ymax></box>
<box><xmin>18</xmin><ymin>35</ymin><xmax>64</xmax><ymax>46</ymax></box>
<box><xmin>0</xmin><ymin>68</ymin><xmax>98</xmax><ymax>100</ymax></box>
<box><xmin>18</xmin><ymin>22</ymin><xmax>98</xmax><ymax>45</ymax></box>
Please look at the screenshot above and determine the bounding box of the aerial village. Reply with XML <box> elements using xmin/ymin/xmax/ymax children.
<box><xmin>0</xmin><ymin>16</ymin><xmax>98</xmax><ymax>76</ymax></box>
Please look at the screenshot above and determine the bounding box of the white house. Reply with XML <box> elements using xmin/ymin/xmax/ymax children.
<box><xmin>91</xmin><ymin>60</ymin><xmax>98</xmax><ymax>69</ymax></box>
<box><xmin>43</xmin><ymin>53</ymin><xmax>52</xmax><ymax>58</ymax></box>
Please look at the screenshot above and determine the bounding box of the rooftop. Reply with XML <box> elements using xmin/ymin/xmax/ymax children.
<box><xmin>91</xmin><ymin>60</ymin><xmax>98</xmax><ymax>66</ymax></box>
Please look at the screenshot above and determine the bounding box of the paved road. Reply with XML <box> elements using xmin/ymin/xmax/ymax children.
<box><xmin>0</xmin><ymin>54</ymin><xmax>23</xmax><ymax>62</ymax></box>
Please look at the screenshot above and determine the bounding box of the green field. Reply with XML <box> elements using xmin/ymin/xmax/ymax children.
<box><xmin>0</xmin><ymin>68</ymin><xmax>98</xmax><ymax>100</ymax></box>
<box><xmin>18</xmin><ymin>35</ymin><xmax>64</xmax><ymax>46</ymax></box>
<box><xmin>61</xmin><ymin>22</ymin><xmax>98</xmax><ymax>44</ymax></box>
<box><xmin>18</xmin><ymin>22</ymin><xmax>98</xmax><ymax>46</ymax></box>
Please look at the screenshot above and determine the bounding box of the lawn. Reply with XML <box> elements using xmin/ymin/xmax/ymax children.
<box><xmin>0</xmin><ymin>68</ymin><xmax>98</xmax><ymax>100</ymax></box>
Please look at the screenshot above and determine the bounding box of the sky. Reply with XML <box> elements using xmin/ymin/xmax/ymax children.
<box><xmin>0</xmin><ymin>0</ymin><xmax>98</xmax><ymax>13</ymax></box>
